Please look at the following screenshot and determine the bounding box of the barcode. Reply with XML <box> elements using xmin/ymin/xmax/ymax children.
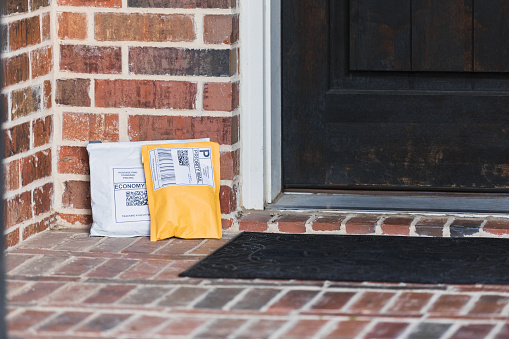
<box><xmin>126</xmin><ymin>190</ymin><xmax>148</xmax><ymax>206</ymax></box>
<box><xmin>177</xmin><ymin>149</ymin><xmax>190</xmax><ymax>166</ymax></box>
<box><xmin>156</xmin><ymin>149</ymin><xmax>176</xmax><ymax>186</ymax></box>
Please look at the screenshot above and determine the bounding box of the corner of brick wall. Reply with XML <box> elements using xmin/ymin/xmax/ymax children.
<box><xmin>2</xmin><ymin>0</ymin><xmax>54</xmax><ymax>248</ymax></box>
<box><xmin>54</xmin><ymin>0</ymin><xmax>241</xmax><ymax>230</ymax></box>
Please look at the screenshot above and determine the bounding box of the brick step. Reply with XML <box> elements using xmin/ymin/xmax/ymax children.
<box><xmin>224</xmin><ymin>211</ymin><xmax>509</xmax><ymax>237</ymax></box>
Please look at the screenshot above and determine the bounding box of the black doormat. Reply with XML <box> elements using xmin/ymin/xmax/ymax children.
<box><xmin>179</xmin><ymin>232</ymin><xmax>509</xmax><ymax>284</ymax></box>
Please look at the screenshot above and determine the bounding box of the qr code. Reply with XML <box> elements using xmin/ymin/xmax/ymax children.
<box><xmin>177</xmin><ymin>150</ymin><xmax>189</xmax><ymax>166</ymax></box>
<box><xmin>126</xmin><ymin>191</ymin><xmax>148</xmax><ymax>206</ymax></box>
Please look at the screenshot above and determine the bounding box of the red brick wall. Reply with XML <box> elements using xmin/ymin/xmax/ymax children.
<box><xmin>53</xmin><ymin>0</ymin><xmax>240</xmax><ymax>230</ymax></box>
<box><xmin>2</xmin><ymin>0</ymin><xmax>240</xmax><ymax>248</ymax></box>
<box><xmin>2</xmin><ymin>0</ymin><xmax>55</xmax><ymax>248</ymax></box>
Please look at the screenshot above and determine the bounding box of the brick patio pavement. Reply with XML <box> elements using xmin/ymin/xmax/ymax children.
<box><xmin>6</xmin><ymin>225</ymin><xmax>509</xmax><ymax>338</ymax></box>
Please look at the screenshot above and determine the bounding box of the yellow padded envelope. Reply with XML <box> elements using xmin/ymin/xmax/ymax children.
<box><xmin>141</xmin><ymin>142</ymin><xmax>222</xmax><ymax>241</ymax></box>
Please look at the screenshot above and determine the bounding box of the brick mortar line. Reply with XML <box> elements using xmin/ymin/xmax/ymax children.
<box><xmin>105</xmin><ymin>313</ymin><xmax>142</xmax><ymax>337</ymax></box>
<box><xmin>259</xmin><ymin>289</ymin><xmax>288</xmax><ymax>313</ymax></box>
<box><xmin>88</xmin><ymin>73</ymin><xmax>95</xmax><ymax>108</ymax></box>
<box><xmin>8</xmin><ymin>305</ymin><xmax>509</xmax><ymax>323</ymax></box>
<box><xmin>267</xmin><ymin>214</ymin><xmax>281</xmax><ymax>233</ymax></box>
<box><xmin>54</xmin><ymin>207</ymin><xmax>91</xmax><ymax>216</ymax></box>
<box><xmin>443</xmin><ymin>216</ymin><xmax>455</xmax><ymax>237</ymax></box>
<box><xmin>229</xmin><ymin>318</ymin><xmax>257</xmax><ymax>338</ymax></box>
<box><xmin>5</xmin><ymin>278</ymin><xmax>32</xmax><ymax>297</ymax></box>
<box><xmin>488</xmin><ymin>323</ymin><xmax>507</xmax><ymax>339</ymax></box>
<box><xmin>222</xmin><ymin>287</ymin><xmax>252</xmax><ymax>311</ymax></box>
<box><xmin>53</xmin><ymin>173</ymin><xmax>90</xmax><ymax>182</ymax></box>
<box><xmin>4</xmin><ymin>307</ymin><xmax>25</xmax><ymax>321</ymax></box>
<box><xmin>182</xmin><ymin>239</ymin><xmax>209</xmax><ymax>256</ymax></box>
<box><xmin>300</xmin><ymin>288</ymin><xmax>328</xmax><ymax>313</ymax></box>
<box><xmin>340</xmin><ymin>214</ymin><xmax>355</xmax><ymax>234</ymax></box>
<box><xmin>356</xmin><ymin>319</ymin><xmax>381</xmax><ymax>339</ymax></box>
<box><xmin>118</xmin><ymin>109</ymin><xmax>129</xmax><ymax>142</ymax></box>
<box><xmin>28</xmin><ymin>43</ymin><xmax>33</xmax><ymax>81</ymax></box>
<box><xmin>54</xmin><ymin>140</ymin><xmax>240</xmax><ymax>151</ymax></box>
<box><xmin>121</xmin><ymin>44</ymin><xmax>129</xmax><ymax>75</ymax></box>
<box><xmin>314</xmin><ymin>318</ymin><xmax>343</xmax><ymax>339</ymax></box>
<box><xmin>334</xmin><ymin>210</ymin><xmax>509</xmax><ymax>219</ymax></box>
<box><xmin>411</xmin><ymin>315</ymin><xmax>509</xmax><ymax>322</ymax></box>
<box><xmin>135</xmin><ymin>285</ymin><xmax>181</xmax><ymax>309</ymax></box>
<box><xmin>5</xmin><ymin>276</ymin><xmax>38</xmax><ymax>298</ymax></box>
<box><xmin>379</xmin><ymin>290</ymin><xmax>403</xmax><ymax>314</ymax></box>
<box><xmin>195</xmin><ymin>11</ymin><xmax>205</xmax><ymax>45</ymax></box>
<box><xmin>478</xmin><ymin>219</ymin><xmax>489</xmax><ymax>234</ymax></box>
<box><xmin>398</xmin><ymin>320</ymin><xmax>424</xmax><ymax>339</ymax></box>
<box><xmin>459</xmin><ymin>293</ymin><xmax>480</xmax><ymax>315</ymax></box>
<box><xmin>5</xmin><ymin>93</ymin><xmax>12</xmax><ymax>125</ymax></box>
<box><xmin>11</xmin><ymin>268</ymin><xmax>72</xmax><ymax>300</ymax></box>
<box><xmin>1</xmin><ymin>7</ymin><xmax>51</xmax><ymax>24</ymax></box>
<box><xmin>1</xmin><ymin>74</ymin><xmax>51</xmax><ymax>95</ymax></box>
<box><xmin>53</xmin><ymin>105</ymin><xmax>241</xmax><ymax>117</ymax></box>
<box><xmin>2</xmin><ymin>42</ymin><xmax>54</xmax><ymax>61</ymax></box>
<box><xmin>122</xmin><ymin>313</ymin><xmax>175</xmax><ymax>338</ymax></box>
<box><xmin>187</xmin><ymin>317</ymin><xmax>216</xmax><ymax>338</ymax></box>
<box><xmin>418</xmin><ymin>292</ymin><xmax>443</xmax><ymax>317</ymax></box>
<box><xmin>499</xmin><ymin>297</ymin><xmax>509</xmax><ymax>316</ymax></box>
<box><xmin>195</xmin><ymin>79</ymin><xmax>205</xmax><ymax>112</ymax></box>
<box><xmin>409</xmin><ymin>215</ymin><xmax>421</xmax><ymax>236</ymax></box>
<box><xmin>150</xmin><ymin>260</ymin><xmax>182</xmax><ymax>281</ymax></box>
<box><xmin>4</xmin><ymin>210</ymin><xmax>55</xmax><ymax>234</ymax></box>
<box><xmin>2</xmin><ymin>109</ymin><xmax>53</xmax><ymax>135</ymax></box>
<box><xmin>375</xmin><ymin>215</ymin><xmax>387</xmax><ymax>235</ymax></box>
<box><xmin>304</xmin><ymin>214</ymin><xmax>316</xmax><ymax>233</ymax></box>
<box><xmin>58</xmin><ymin>39</ymin><xmax>236</xmax><ymax>50</ymax></box>
<box><xmin>186</xmin><ymin>287</ymin><xmax>215</xmax><ymax>310</ymax></box>
<box><xmin>56</xmin><ymin>281</ymin><xmax>103</xmax><ymax>304</ymax></box>
<box><xmin>50</xmin><ymin>0</ymin><xmax>60</xmax><ymax>216</ymax></box>
<box><xmin>14</xmin><ymin>277</ymin><xmax>495</xmax><ymax>294</ymax></box>
<box><xmin>54</xmin><ymin>72</ymin><xmax>239</xmax><ymax>82</ymax></box>
<box><xmin>55</xmin><ymin>6</ymin><xmax>236</xmax><ymax>15</ymax></box>
<box><xmin>18</xmin><ymin>308</ymin><xmax>62</xmax><ymax>334</ymax></box>
<box><xmin>441</xmin><ymin>322</ymin><xmax>463</xmax><ymax>339</ymax></box>
<box><xmin>3</xmin><ymin>141</ymin><xmax>53</xmax><ymax>165</ymax></box>
<box><xmin>62</xmin><ymin>310</ymin><xmax>102</xmax><ymax>335</ymax></box>
<box><xmin>113</xmin><ymin>281</ymin><xmax>168</xmax><ymax>305</ymax></box>
<box><xmin>268</xmin><ymin>317</ymin><xmax>299</xmax><ymax>339</ymax></box>
<box><xmin>340</xmin><ymin>289</ymin><xmax>365</xmax><ymax>313</ymax></box>
<box><xmin>86</xmin><ymin>11</ymin><xmax>94</xmax><ymax>42</ymax></box>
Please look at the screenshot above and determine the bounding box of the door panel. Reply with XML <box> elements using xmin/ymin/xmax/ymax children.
<box><xmin>474</xmin><ymin>0</ymin><xmax>509</xmax><ymax>72</ymax></box>
<box><xmin>282</xmin><ymin>0</ymin><xmax>509</xmax><ymax>192</ymax></box>
<box><xmin>412</xmin><ymin>0</ymin><xmax>473</xmax><ymax>72</ymax></box>
<box><xmin>350</xmin><ymin>0</ymin><xmax>411</xmax><ymax>71</ymax></box>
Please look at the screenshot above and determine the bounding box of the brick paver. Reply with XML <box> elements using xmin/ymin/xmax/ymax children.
<box><xmin>380</xmin><ymin>217</ymin><xmax>414</xmax><ymax>235</ymax></box>
<box><xmin>406</xmin><ymin>322</ymin><xmax>452</xmax><ymax>339</ymax></box>
<box><xmin>347</xmin><ymin>291</ymin><xmax>397</xmax><ymax>314</ymax></box>
<box><xmin>325</xmin><ymin>319</ymin><xmax>371</xmax><ymax>338</ymax></box>
<box><xmin>7</xmin><ymin>228</ymin><xmax>509</xmax><ymax>338</ymax></box>
<box><xmin>268</xmin><ymin>290</ymin><xmax>319</xmax><ymax>312</ymax></box>
<box><xmin>37</xmin><ymin>311</ymin><xmax>92</xmax><ymax>332</ymax></box>
<box><xmin>364</xmin><ymin>321</ymin><xmax>409</xmax><ymax>339</ymax></box>
<box><xmin>309</xmin><ymin>291</ymin><xmax>356</xmax><ymax>313</ymax></box>
<box><xmin>281</xmin><ymin>319</ymin><xmax>329</xmax><ymax>338</ymax></box>
<box><xmin>450</xmin><ymin>324</ymin><xmax>496</xmax><ymax>338</ymax></box>
<box><xmin>345</xmin><ymin>215</ymin><xmax>379</xmax><ymax>234</ymax></box>
<box><xmin>427</xmin><ymin>294</ymin><xmax>471</xmax><ymax>314</ymax></box>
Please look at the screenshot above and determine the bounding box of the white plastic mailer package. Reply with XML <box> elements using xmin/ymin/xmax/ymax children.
<box><xmin>87</xmin><ymin>139</ymin><xmax>210</xmax><ymax>237</ymax></box>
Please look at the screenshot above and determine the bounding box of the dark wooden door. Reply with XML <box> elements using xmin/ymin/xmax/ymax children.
<box><xmin>282</xmin><ymin>0</ymin><xmax>509</xmax><ymax>192</ymax></box>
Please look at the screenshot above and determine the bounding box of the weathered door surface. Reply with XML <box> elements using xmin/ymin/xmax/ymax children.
<box><xmin>282</xmin><ymin>0</ymin><xmax>509</xmax><ymax>192</ymax></box>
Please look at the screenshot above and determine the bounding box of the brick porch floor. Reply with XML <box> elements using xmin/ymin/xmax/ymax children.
<box><xmin>6</xmin><ymin>219</ymin><xmax>509</xmax><ymax>338</ymax></box>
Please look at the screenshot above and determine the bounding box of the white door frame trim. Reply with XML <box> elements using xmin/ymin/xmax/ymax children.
<box><xmin>239</xmin><ymin>0</ymin><xmax>281</xmax><ymax>210</ymax></box>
